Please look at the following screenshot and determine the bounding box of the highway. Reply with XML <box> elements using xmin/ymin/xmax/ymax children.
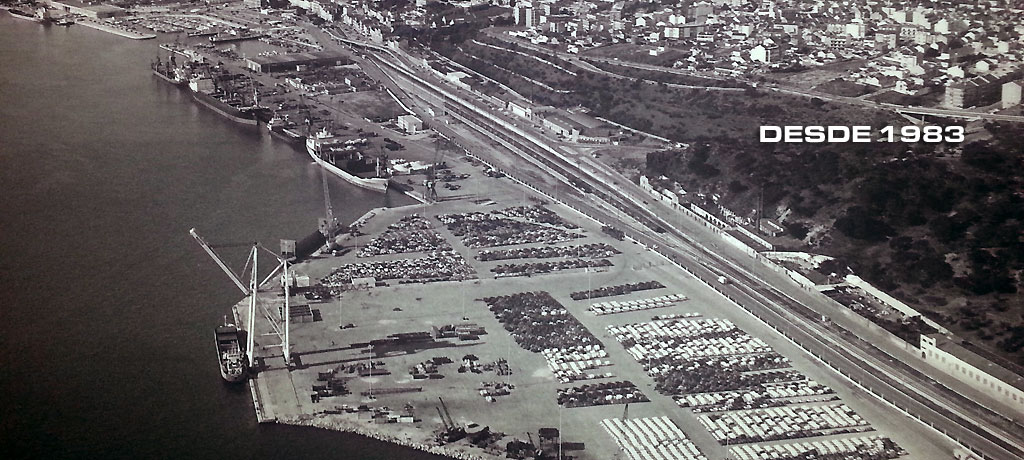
<box><xmin>308</xmin><ymin>26</ymin><xmax>1024</xmax><ymax>460</ymax></box>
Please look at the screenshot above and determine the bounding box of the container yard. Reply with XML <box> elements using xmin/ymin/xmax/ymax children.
<box><xmin>220</xmin><ymin>148</ymin><xmax>955</xmax><ymax>460</ymax></box>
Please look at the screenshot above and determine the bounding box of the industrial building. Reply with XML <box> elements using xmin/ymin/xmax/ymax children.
<box><xmin>46</xmin><ymin>0</ymin><xmax>125</xmax><ymax>18</ymax></box>
<box><xmin>920</xmin><ymin>334</ymin><xmax>1024</xmax><ymax>415</ymax></box>
<box><xmin>397</xmin><ymin>114</ymin><xmax>422</xmax><ymax>134</ymax></box>
<box><xmin>245</xmin><ymin>51</ymin><xmax>350</xmax><ymax>73</ymax></box>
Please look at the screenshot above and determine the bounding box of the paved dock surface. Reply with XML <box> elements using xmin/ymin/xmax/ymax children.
<box><xmin>234</xmin><ymin>147</ymin><xmax>958</xmax><ymax>460</ymax></box>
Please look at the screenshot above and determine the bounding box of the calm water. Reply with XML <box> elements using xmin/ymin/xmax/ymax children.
<box><xmin>0</xmin><ymin>16</ymin><xmax>436</xmax><ymax>459</ymax></box>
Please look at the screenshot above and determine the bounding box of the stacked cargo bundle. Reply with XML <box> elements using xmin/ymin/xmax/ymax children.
<box><xmin>600</xmin><ymin>416</ymin><xmax>706</xmax><ymax>460</ymax></box>
<box><xmin>729</xmin><ymin>434</ymin><xmax>905</xmax><ymax>460</ymax></box>
<box><xmin>557</xmin><ymin>381</ymin><xmax>648</xmax><ymax>408</ymax></box>
<box><xmin>588</xmin><ymin>294</ymin><xmax>688</xmax><ymax>316</ymax></box>
<box><xmin>699</xmin><ymin>403</ymin><xmax>872</xmax><ymax>444</ymax></box>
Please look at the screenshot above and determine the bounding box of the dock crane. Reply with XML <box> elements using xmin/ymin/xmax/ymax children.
<box><xmin>303</xmin><ymin>98</ymin><xmax>339</xmax><ymax>249</ymax></box>
<box><xmin>436</xmin><ymin>407</ymin><xmax>449</xmax><ymax>430</ymax></box>
<box><xmin>318</xmin><ymin>153</ymin><xmax>339</xmax><ymax>248</ymax></box>
<box><xmin>437</xmin><ymin>396</ymin><xmax>465</xmax><ymax>442</ymax></box>
<box><xmin>189</xmin><ymin>228</ymin><xmax>295</xmax><ymax>366</ymax></box>
<box><xmin>425</xmin><ymin>135</ymin><xmax>450</xmax><ymax>202</ymax></box>
<box><xmin>438</xmin><ymin>396</ymin><xmax>455</xmax><ymax>428</ymax></box>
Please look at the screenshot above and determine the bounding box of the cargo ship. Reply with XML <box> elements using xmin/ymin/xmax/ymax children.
<box><xmin>209</xmin><ymin>30</ymin><xmax>266</xmax><ymax>43</ymax></box>
<box><xmin>306</xmin><ymin>127</ymin><xmax>389</xmax><ymax>193</ymax></box>
<box><xmin>4</xmin><ymin>6</ymin><xmax>50</xmax><ymax>23</ymax></box>
<box><xmin>215</xmin><ymin>319</ymin><xmax>247</xmax><ymax>383</ymax></box>
<box><xmin>190</xmin><ymin>85</ymin><xmax>260</xmax><ymax>125</ymax></box>
<box><xmin>151</xmin><ymin>56</ymin><xmax>187</xmax><ymax>87</ymax></box>
<box><xmin>150</xmin><ymin>53</ymin><xmax>268</xmax><ymax>125</ymax></box>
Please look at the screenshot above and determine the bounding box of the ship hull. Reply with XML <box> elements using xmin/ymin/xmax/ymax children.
<box><xmin>306</xmin><ymin>143</ymin><xmax>389</xmax><ymax>193</ymax></box>
<box><xmin>5</xmin><ymin>9</ymin><xmax>47</xmax><ymax>23</ymax></box>
<box><xmin>192</xmin><ymin>92</ymin><xmax>258</xmax><ymax>126</ymax></box>
<box><xmin>220</xmin><ymin>367</ymin><xmax>247</xmax><ymax>383</ymax></box>
<box><xmin>152</xmin><ymin>69</ymin><xmax>185</xmax><ymax>86</ymax></box>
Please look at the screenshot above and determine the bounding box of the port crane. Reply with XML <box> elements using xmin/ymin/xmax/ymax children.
<box><xmin>189</xmin><ymin>228</ymin><xmax>294</xmax><ymax>366</ymax></box>
<box><xmin>424</xmin><ymin>135</ymin><xmax>452</xmax><ymax>202</ymax></box>
<box><xmin>318</xmin><ymin>146</ymin><xmax>339</xmax><ymax>248</ymax></box>
<box><xmin>436</xmin><ymin>396</ymin><xmax>465</xmax><ymax>442</ymax></box>
<box><xmin>302</xmin><ymin>96</ymin><xmax>339</xmax><ymax>249</ymax></box>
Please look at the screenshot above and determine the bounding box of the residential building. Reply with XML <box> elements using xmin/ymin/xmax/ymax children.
<box><xmin>1003</xmin><ymin>81</ymin><xmax>1023</xmax><ymax>108</ymax></box>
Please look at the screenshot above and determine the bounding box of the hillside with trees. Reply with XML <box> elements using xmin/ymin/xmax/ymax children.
<box><xmin>647</xmin><ymin>123</ymin><xmax>1023</xmax><ymax>362</ymax></box>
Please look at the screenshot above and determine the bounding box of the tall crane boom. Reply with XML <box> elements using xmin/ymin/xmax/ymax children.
<box><xmin>438</xmin><ymin>396</ymin><xmax>455</xmax><ymax>428</ymax></box>
<box><xmin>321</xmin><ymin>160</ymin><xmax>335</xmax><ymax>238</ymax></box>
<box><xmin>436</xmin><ymin>407</ymin><xmax>450</xmax><ymax>430</ymax></box>
<box><xmin>190</xmin><ymin>228</ymin><xmax>249</xmax><ymax>295</ymax></box>
<box><xmin>246</xmin><ymin>245</ymin><xmax>257</xmax><ymax>367</ymax></box>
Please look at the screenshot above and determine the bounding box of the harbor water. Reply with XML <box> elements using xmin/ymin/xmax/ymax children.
<box><xmin>0</xmin><ymin>15</ymin><xmax>439</xmax><ymax>459</ymax></box>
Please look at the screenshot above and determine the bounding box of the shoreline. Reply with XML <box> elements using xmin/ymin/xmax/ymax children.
<box><xmin>276</xmin><ymin>414</ymin><xmax>497</xmax><ymax>460</ymax></box>
<box><xmin>76</xmin><ymin>18</ymin><xmax>156</xmax><ymax>40</ymax></box>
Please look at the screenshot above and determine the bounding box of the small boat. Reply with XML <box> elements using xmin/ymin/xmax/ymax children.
<box><xmin>215</xmin><ymin>319</ymin><xmax>247</xmax><ymax>383</ymax></box>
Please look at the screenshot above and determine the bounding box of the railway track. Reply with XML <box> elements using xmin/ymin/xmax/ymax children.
<box><xmin>334</xmin><ymin>35</ymin><xmax>1023</xmax><ymax>459</ymax></box>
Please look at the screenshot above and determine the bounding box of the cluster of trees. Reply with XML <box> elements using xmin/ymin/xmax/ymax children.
<box><xmin>643</xmin><ymin>119</ymin><xmax>1022</xmax><ymax>357</ymax></box>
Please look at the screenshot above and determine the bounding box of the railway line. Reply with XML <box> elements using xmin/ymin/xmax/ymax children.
<box><xmin>327</xmin><ymin>32</ymin><xmax>1024</xmax><ymax>460</ymax></box>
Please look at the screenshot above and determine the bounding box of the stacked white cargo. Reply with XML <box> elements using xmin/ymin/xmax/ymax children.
<box><xmin>588</xmin><ymin>294</ymin><xmax>688</xmax><ymax>315</ymax></box>
<box><xmin>600</xmin><ymin>416</ymin><xmax>706</xmax><ymax>460</ymax></box>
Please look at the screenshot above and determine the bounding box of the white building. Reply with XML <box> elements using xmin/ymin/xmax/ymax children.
<box><xmin>1003</xmin><ymin>81</ymin><xmax>1023</xmax><ymax>108</ymax></box>
<box><xmin>921</xmin><ymin>334</ymin><xmax>1024</xmax><ymax>415</ymax></box>
<box><xmin>397</xmin><ymin>114</ymin><xmax>422</xmax><ymax>133</ymax></box>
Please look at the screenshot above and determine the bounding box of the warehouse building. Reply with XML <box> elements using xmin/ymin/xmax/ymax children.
<box><xmin>245</xmin><ymin>51</ymin><xmax>350</xmax><ymax>73</ymax></box>
<box><xmin>46</xmin><ymin>0</ymin><xmax>125</xmax><ymax>18</ymax></box>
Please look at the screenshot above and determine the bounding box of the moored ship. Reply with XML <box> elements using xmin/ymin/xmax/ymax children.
<box><xmin>306</xmin><ymin>127</ymin><xmax>389</xmax><ymax>193</ymax></box>
<box><xmin>215</xmin><ymin>319</ymin><xmax>247</xmax><ymax>383</ymax></box>
<box><xmin>151</xmin><ymin>54</ymin><xmax>268</xmax><ymax>125</ymax></box>
<box><xmin>5</xmin><ymin>6</ymin><xmax>51</xmax><ymax>23</ymax></box>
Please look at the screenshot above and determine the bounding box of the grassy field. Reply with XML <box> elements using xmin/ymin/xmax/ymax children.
<box><xmin>583</xmin><ymin>43</ymin><xmax>691</xmax><ymax>68</ymax></box>
<box><xmin>766</xmin><ymin>58</ymin><xmax>870</xmax><ymax>87</ymax></box>
<box><xmin>814</xmin><ymin>79</ymin><xmax>873</xmax><ymax>97</ymax></box>
<box><xmin>334</xmin><ymin>90</ymin><xmax>407</xmax><ymax>121</ymax></box>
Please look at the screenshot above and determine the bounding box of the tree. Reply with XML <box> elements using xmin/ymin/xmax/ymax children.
<box><xmin>834</xmin><ymin>206</ymin><xmax>893</xmax><ymax>242</ymax></box>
